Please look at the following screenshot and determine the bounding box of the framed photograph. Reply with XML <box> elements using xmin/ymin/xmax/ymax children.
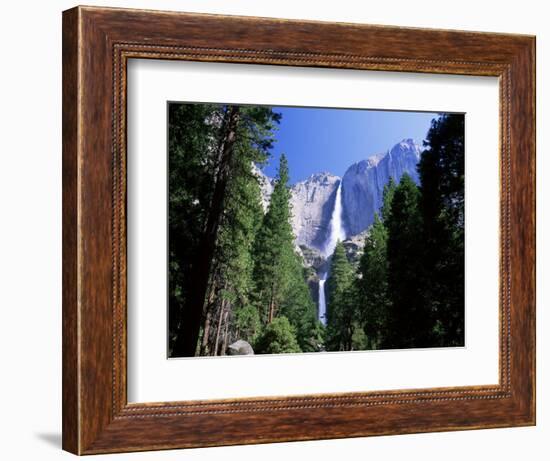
<box><xmin>62</xmin><ymin>5</ymin><xmax>535</xmax><ymax>455</ymax></box>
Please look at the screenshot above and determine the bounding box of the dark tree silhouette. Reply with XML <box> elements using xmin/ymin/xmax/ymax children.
<box><xmin>418</xmin><ymin>114</ymin><xmax>465</xmax><ymax>346</ymax></box>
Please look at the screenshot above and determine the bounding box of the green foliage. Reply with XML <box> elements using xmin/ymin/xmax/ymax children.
<box><xmin>380</xmin><ymin>177</ymin><xmax>397</xmax><ymax>222</ymax></box>
<box><xmin>168</xmin><ymin>103</ymin><xmax>219</xmax><ymax>343</ymax></box>
<box><xmin>356</xmin><ymin>115</ymin><xmax>465</xmax><ymax>351</ymax></box>
<box><xmin>383</xmin><ymin>173</ymin><xmax>433</xmax><ymax>348</ymax></box>
<box><xmin>351</xmin><ymin>326</ymin><xmax>369</xmax><ymax>350</ymax></box>
<box><xmin>279</xmin><ymin>253</ymin><xmax>325</xmax><ymax>352</ymax></box>
<box><xmin>418</xmin><ymin>114</ymin><xmax>465</xmax><ymax>346</ymax></box>
<box><xmin>233</xmin><ymin>305</ymin><xmax>262</xmax><ymax>344</ymax></box>
<box><xmin>169</xmin><ymin>103</ymin><xmax>323</xmax><ymax>356</ymax></box>
<box><xmin>252</xmin><ymin>155</ymin><xmax>298</xmax><ymax>322</ymax></box>
<box><xmin>254</xmin><ymin>316</ymin><xmax>302</xmax><ymax>354</ymax></box>
<box><xmin>325</xmin><ymin>242</ymin><xmax>357</xmax><ymax>351</ymax></box>
<box><xmin>215</xmin><ymin>105</ymin><xmax>282</xmax><ymax>288</ymax></box>
<box><xmin>206</xmin><ymin>106</ymin><xmax>282</xmax><ymax>353</ymax></box>
<box><xmin>357</xmin><ymin>213</ymin><xmax>390</xmax><ymax>349</ymax></box>
<box><xmin>168</xmin><ymin>103</ymin><xmax>282</xmax><ymax>355</ymax></box>
<box><xmin>251</xmin><ymin>154</ymin><xmax>322</xmax><ymax>350</ymax></box>
<box><xmin>353</xmin><ymin>175</ymin><xmax>396</xmax><ymax>351</ymax></box>
<box><xmin>213</xmin><ymin>154</ymin><xmax>264</xmax><ymax>312</ymax></box>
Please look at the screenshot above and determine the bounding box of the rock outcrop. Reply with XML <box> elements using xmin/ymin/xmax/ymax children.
<box><xmin>342</xmin><ymin>229</ymin><xmax>369</xmax><ymax>266</ymax></box>
<box><xmin>252</xmin><ymin>164</ymin><xmax>274</xmax><ymax>212</ymax></box>
<box><xmin>290</xmin><ymin>173</ymin><xmax>340</xmax><ymax>251</ymax></box>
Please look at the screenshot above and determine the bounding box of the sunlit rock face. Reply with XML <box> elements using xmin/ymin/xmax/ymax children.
<box><xmin>290</xmin><ymin>172</ymin><xmax>341</xmax><ymax>252</ymax></box>
<box><xmin>252</xmin><ymin>164</ymin><xmax>274</xmax><ymax>212</ymax></box>
<box><xmin>256</xmin><ymin>139</ymin><xmax>422</xmax><ymax>252</ymax></box>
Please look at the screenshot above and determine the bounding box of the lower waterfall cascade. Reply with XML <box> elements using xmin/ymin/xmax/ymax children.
<box><xmin>318</xmin><ymin>181</ymin><xmax>346</xmax><ymax>324</ymax></box>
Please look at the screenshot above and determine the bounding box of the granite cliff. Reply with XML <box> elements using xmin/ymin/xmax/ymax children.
<box><xmin>341</xmin><ymin>138</ymin><xmax>421</xmax><ymax>236</ymax></box>
<box><xmin>255</xmin><ymin>139</ymin><xmax>421</xmax><ymax>254</ymax></box>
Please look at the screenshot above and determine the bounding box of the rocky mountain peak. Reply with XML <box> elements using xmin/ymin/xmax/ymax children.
<box><xmin>390</xmin><ymin>138</ymin><xmax>421</xmax><ymax>159</ymax></box>
<box><xmin>305</xmin><ymin>171</ymin><xmax>339</xmax><ymax>184</ymax></box>
<box><xmin>342</xmin><ymin>139</ymin><xmax>421</xmax><ymax>236</ymax></box>
<box><xmin>254</xmin><ymin>139</ymin><xmax>422</xmax><ymax>253</ymax></box>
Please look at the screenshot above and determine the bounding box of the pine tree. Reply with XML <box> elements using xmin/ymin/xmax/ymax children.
<box><xmin>173</xmin><ymin>104</ymin><xmax>243</xmax><ymax>356</ymax></box>
<box><xmin>325</xmin><ymin>242</ymin><xmax>357</xmax><ymax>351</ymax></box>
<box><xmin>251</xmin><ymin>153</ymin><xmax>321</xmax><ymax>352</ymax></box>
<box><xmin>418</xmin><ymin>114</ymin><xmax>465</xmax><ymax>346</ymax></box>
<box><xmin>356</xmin><ymin>177</ymin><xmax>396</xmax><ymax>350</ymax></box>
<box><xmin>169</xmin><ymin>103</ymin><xmax>281</xmax><ymax>357</ymax></box>
<box><xmin>203</xmin><ymin>161</ymin><xmax>265</xmax><ymax>355</ymax></box>
<box><xmin>279</xmin><ymin>253</ymin><xmax>324</xmax><ymax>352</ymax></box>
<box><xmin>357</xmin><ymin>213</ymin><xmax>390</xmax><ymax>349</ymax></box>
<box><xmin>380</xmin><ymin>177</ymin><xmax>397</xmax><ymax>222</ymax></box>
<box><xmin>168</xmin><ymin>103</ymin><xmax>220</xmax><ymax>354</ymax></box>
<box><xmin>252</xmin><ymin>154</ymin><xmax>297</xmax><ymax>324</ymax></box>
<box><xmin>201</xmin><ymin>106</ymin><xmax>282</xmax><ymax>356</ymax></box>
<box><xmin>382</xmin><ymin>173</ymin><xmax>432</xmax><ymax>349</ymax></box>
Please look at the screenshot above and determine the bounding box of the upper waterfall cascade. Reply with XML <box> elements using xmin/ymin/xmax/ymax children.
<box><xmin>323</xmin><ymin>182</ymin><xmax>346</xmax><ymax>258</ymax></box>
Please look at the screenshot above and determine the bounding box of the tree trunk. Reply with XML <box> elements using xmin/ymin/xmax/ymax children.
<box><xmin>221</xmin><ymin>310</ymin><xmax>230</xmax><ymax>356</ymax></box>
<box><xmin>267</xmin><ymin>281</ymin><xmax>277</xmax><ymax>323</ymax></box>
<box><xmin>214</xmin><ymin>298</ymin><xmax>227</xmax><ymax>356</ymax></box>
<box><xmin>268</xmin><ymin>297</ymin><xmax>274</xmax><ymax>323</ymax></box>
<box><xmin>172</xmin><ymin>106</ymin><xmax>241</xmax><ymax>357</ymax></box>
<box><xmin>199</xmin><ymin>277</ymin><xmax>219</xmax><ymax>356</ymax></box>
<box><xmin>200</xmin><ymin>310</ymin><xmax>212</xmax><ymax>356</ymax></box>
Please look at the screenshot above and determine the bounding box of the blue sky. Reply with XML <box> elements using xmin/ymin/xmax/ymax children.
<box><xmin>262</xmin><ymin>106</ymin><xmax>440</xmax><ymax>184</ymax></box>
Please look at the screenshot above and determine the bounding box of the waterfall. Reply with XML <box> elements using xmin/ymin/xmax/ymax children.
<box><xmin>318</xmin><ymin>275</ymin><xmax>327</xmax><ymax>325</ymax></box>
<box><xmin>323</xmin><ymin>182</ymin><xmax>346</xmax><ymax>258</ymax></box>
<box><xmin>318</xmin><ymin>181</ymin><xmax>346</xmax><ymax>324</ymax></box>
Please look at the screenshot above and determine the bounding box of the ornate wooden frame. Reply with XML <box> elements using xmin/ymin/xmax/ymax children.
<box><xmin>62</xmin><ymin>5</ymin><xmax>536</xmax><ymax>455</ymax></box>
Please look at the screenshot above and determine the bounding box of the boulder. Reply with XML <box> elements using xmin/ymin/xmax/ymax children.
<box><xmin>227</xmin><ymin>340</ymin><xmax>254</xmax><ymax>356</ymax></box>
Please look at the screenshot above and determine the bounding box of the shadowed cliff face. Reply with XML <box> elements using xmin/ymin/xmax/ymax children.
<box><xmin>255</xmin><ymin>139</ymin><xmax>421</xmax><ymax>252</ymax></box>
<box><xmin>342</xmin><ymin>139</ymin><xmax>421</xmax><ymax>236</ymax></box>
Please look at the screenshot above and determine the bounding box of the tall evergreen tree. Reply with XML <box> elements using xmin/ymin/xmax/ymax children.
<box><xmin>252</xmin><ymin>155</ymin><xmax>322</xmax><ymax>352</ymax></box>
<box><xmin>201</xmin><ymin>160</ymin><xmax>265</xmax><ymax>355</ymax></box>
<box><xmin>279</xmin><ymin>254</ymin><xmax>324</xmax><ymax>352</ymax></box>
<box><xmin>357</xmin><ymin>213</ymin><xmax>390</xmax><ymax>349</ymax></box>
<box><xmin>418</xmin><ymin>114</ymin><xmax>465</xmax><ymax>346</ymax></box>
<box><xmin>169</xmin><ymin>103</ymin><xmax>281</xmax><ymax>356</ymax></box>
<box><xmin>356</xmin><ymin>177</ymin><xmax>396</xmax><ymax>349</ymax></box>
<box><xmin>201</xmin><ymin>106</ymin><xmax>282</xmax><ymax>356</ymax></box>
<box><xmin>252</xmin><ymin>154</ymin><xmax>297</xmax><ymax>324</ymax></box>
<box><xmin>380</xmin><ymin>177</ymin><xmax>397</xmax><ymax>222</ymax></box>
<box><xmin>383</xmin><ymin>173</ymin><xmax>432</xmax><ymax>349</ymax></box>
<box><xmin>168</xmin><ymin>103</ymin><xmax>220</xmax><ymax>353</ymax></box>
<box><xmin>325</xmin><ymin>242</ymin><xmax>357</xmax><ymax>351</ymax></box>
<box><xmin>173</xmin><ymin>105</ymin><xmax>242</xmax><ymax>356</ymax></box>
